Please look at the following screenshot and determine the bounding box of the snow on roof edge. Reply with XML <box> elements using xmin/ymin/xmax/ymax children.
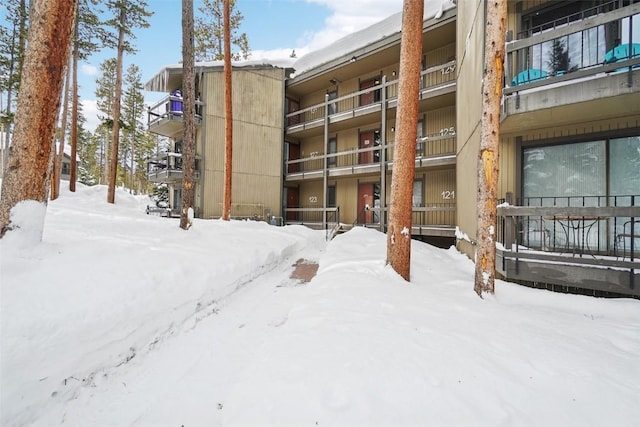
<box><xmin>144</xmin><ymin>57</ymin><xmax>295</xmax><ymax>92</ymax></box>
<box><xmin>291</xmin><ymin>0</ymin><xmax>456</xmax><ymax>79</ymax></box>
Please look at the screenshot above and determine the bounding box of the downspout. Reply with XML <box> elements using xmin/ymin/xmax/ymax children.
<box><xmin>323</xmin><ymin>92</ymin><xmax>329</xmax><ymax>230</ymax></box>
<box><xmin>380</xmin><ymin>75</ymin><xmax>387</xmax><ymax>232</ymax></box>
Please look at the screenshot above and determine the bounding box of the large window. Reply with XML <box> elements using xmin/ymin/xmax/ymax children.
<box><xmin>523</xmin><ymin>140</ymin><xmax>606</xmax><ymax>205</ymax></box>
<box><xmin>522</xmin><ymin>135</ymin><xmax>640</xmax><ymax>251</ymax></box>
<box><xmin>523</xmin><ymin>136</ymin><xmax>640</xmax><ymax>203</ymax></box>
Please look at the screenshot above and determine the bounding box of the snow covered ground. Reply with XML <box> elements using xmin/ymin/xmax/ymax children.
<box><xmin>1</xmin><ymin>185</ymin><xmax>639</xmax><ymax>426</ymax></box>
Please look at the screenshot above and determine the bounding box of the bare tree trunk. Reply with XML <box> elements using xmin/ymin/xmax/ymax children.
<box><xmin>69</xmin><ymin>19</ymin><xmax>79</xmax><ymax>192</ymax></box>
<box><xmin>51</xmin><ymin>56</ymin><xmax>72</xmax><ymax>200</ymax></box>
<box><xmin>474</xmin><ymin>0</ymin><xmax>507</xmax><ymax>297</ymax></box>
<box><xmin>385</xmin><ymin>0</ymin><xmax>423</xmax><ymax>281</ymax></box>
<box><xmin>107</xmin><ymin>8</ymin><xmax>126</xmax><ymax>204</ymax></box>
<box><xmin>0</xmin><ymin>0</ymin><xmax>78</xmax><ymax>238</ymax></box>
<box><xmin>222</xmin><ymin>0</ymin><xmax>232</xmax><ymax>221</ymax></box>
<box><xmin>180</xmin><ymin>0</ymin><xmax>196</xmax><ymax>230</ymax></box>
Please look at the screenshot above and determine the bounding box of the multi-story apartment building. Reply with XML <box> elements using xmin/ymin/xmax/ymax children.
<box><xmin>284</xmin><ymin>2</ymin><xmax>458</xmax><ymax>248</ymax></box>
<box><xmin>145</xmin><ymin>62</ymin><xmax>287</xmax><ymax>220</ymax></box>
<box><xmin>146</xmin><ymin>0</ymin><xmax>639</xmax><ymax>297</ymax></box>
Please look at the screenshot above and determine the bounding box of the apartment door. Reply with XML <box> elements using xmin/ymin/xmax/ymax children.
<box><xmin>328</xmin><ymin>90</ymin><xmax>338</xmax><ymax>115</ymax></box>
<box><xmin>286</xmin><ymin>97</ymin><xmax>300</xmax><ymax>126</ymax></box>
<box><xmin>358</xmin><ymin>183</ymin><xmax>379</xmax><ymax>224</ymax></box>
<box><xmin>287</xmin><ymin>142</ymin><xmax>300</xmax><ymax>173</ymax></box>
<box><xmin>285</xmin><ymin>187</ymin><xmax>299</xmax><ymax>221</ymax></box>
<box><xmin>359</xmin><ymin>77</ymin><xmax>380</xmax><ymax>106</ymax></box>
<box><xmin>359</xmin><ymin>130</ymin><xmax>380</xmax><ymax>164</ymax></box>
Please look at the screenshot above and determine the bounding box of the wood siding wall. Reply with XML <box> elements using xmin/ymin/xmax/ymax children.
<box><xmin>456</xmin><ymin>0</ymin><xmax>485</xmax><ymax>256</ymax></box>
<box><xmin>201</xmin><ymin>67</ymin><xmax>284</xmax><ymax>219</ymax></box>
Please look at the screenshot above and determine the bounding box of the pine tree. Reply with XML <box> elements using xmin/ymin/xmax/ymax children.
<box><xmin>222</xmin><ymin>0</ymin><xmax>233</xmax><ymax>220</ymax></box>
<box><xmin>194</xmin><ymin>0</ymin><xmax>249</xmax><ymax>61</ymax></box>
<box><xmin>103</xmin><ymin>0</ymin><xmax>152</xmax><ymax>204</ymax></box>
<box><xmin>180</xmin><ymin>0</ymin><xmax>196</xmax><ymax>230</ymax></box>
<box><xmin>70</xmin><ymin>0</ymin><xmax>103</xmax><ymax>192</ymax></box>
<box><xmin>0</xmin><ymin>0</ymin><xmax>78</xmax><ymax>238</ymax></box>
<box><xmin>95</xmin><ymin>58</ymin><xmax>117</xmax><ymax>184</ymax></box>
<box><xmin>0</xmin><ymin>0</ymin><xmax>29</xmax><ymax>176</ymax></box>
<box><xmin>474</xmin><ymin>0</ymin><xmax>507</xmax><ymax>296</ymax></box>
<box><xmin>51</xmin><ymin>59</ymin><xmax>72</xmax><ymax>201</ymax></box>
<box><xmin>122</xmin><ymin>64</ymin><xmax>145</xmax><ymax>193</ymax></box>
<box><xmin>547</xmin><ymin>38</ymin><xmax>570</xmax><ymax>76</ymax></box>
<box><xmin>385</xmin><ymin>0</ymin><xmax>423</xmax><ymax>281</ymax></box>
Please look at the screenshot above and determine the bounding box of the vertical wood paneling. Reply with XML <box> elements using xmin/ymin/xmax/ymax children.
<box><xmin>200</xmin><ymin>67</ymin><xmax>284</xmax><ymax>219</ymax></box>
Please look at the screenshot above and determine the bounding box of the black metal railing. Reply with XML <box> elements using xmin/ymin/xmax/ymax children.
<box><xmin>497</xmin><ymin>195</ymin><xmax>639</xmax><ymax>258</ymax></box>
<box><xmin>505</xmin><ymin>2</ymin><xmax>640</xmax><ymax>93</ymax></box>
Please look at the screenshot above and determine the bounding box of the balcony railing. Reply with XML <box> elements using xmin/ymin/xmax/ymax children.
<box><xmin>496</xmin><ymin>195</ymin><xmax>640</xmax><ymax>297</ymax></box>
<box><xmin>147</xmin><ymin>152</ymin><xmax>200</xmax><ymax>183</ymax></box>
<box><xmin>285</xmin><ymin>60</ymin><xmax>456</xmax><ymax>132</ymax></box>
<box><xmin>284</xmin><ymin>205</ymin><xmax>456</xmax><ymax>238</ymax></box>
<box><xmin>504</xmin><ymin>1</ymin><xmax>640</xmax><ymax>95</ymax></box>
<box><xmin>147</xmin><ymin>94</ymin><xmax>204</xmax><ymax>129</ymax></box>
<box><xmin>285</xmin><ymin>134</ymin><xmax>456</xmax><ymax>180</ymax></box>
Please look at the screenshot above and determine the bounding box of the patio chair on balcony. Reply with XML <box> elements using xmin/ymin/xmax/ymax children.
<box><xmin>511</xmin><ymin>68</ymin><xmax>548</xmax><ymax>86</ymax></box>
<box><xmin>614</xmin><ymin>220</ymin><xmax>639</xmax><ymax>260</ymax></box>
<box><xmin>604</xmin><ymin>43</ymin><xmax>640</xmax><ymax>71</ymax></box>
<box><xmin>520</xmin><ymin>218</ymin><xmax>550</xmax><ymax>251</ymax></box>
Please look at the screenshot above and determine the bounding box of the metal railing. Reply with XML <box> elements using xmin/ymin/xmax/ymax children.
<box><xmin>497</xmin><ymin>195</ymin><xmax>640</xmax><ymax>258</ymax></box>
<box><xmin>504</xmin><ymin>2</ymin><xmax>640</xmax><ymax>94</ymax></box>
<box><xmin>147</xmin><ymin>94</ymin><xmax>204</xmax><ymax>127</ymax></box>
<box><xmin>285</xmin><ymin>134</ymin><xmax>456</xmax><ymax>179</ymax></box>
<box><xmin>285</xmin><ymin>60</ymin><xmax>456</xmax><ymax>131</ymax></box>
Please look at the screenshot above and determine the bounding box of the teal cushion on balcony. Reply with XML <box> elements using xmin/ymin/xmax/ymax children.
<box><xmin>604</xmin><ymin>43</ymin><xmax>640</xmax><ymax>62</ymax></box>
<box><xmin>511</xmin><ymin>68</ymin><xmax>548</xmax><ymax>86</ymax></box>
<box><xmin>604</xmin><ymin>43</ymin><xmax>640</xmax><ymax>69</ymax></box>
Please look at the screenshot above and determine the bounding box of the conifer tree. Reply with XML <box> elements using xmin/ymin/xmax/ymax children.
<box><xmin>222</xmin><ymin>0</ymin><xmax>233</xmax><ymax>221</ymax></box>
<box><xmin>103</xmin><ymin>0</ymin><xmax>151</xmax><ymax>204</ymax></box>
<box><xmin>386</xmin><ymin>0</ymin><xmax>423</xmax><ymax>281</ymax></box>
<box><xmin>195</xmin><ymin>0</ymin><xmax>249</xmax><ymax>61</ymax></box>
<box><xmin>70</xmin><ymin>0</ymin><xmax>103</xmax><ymax>192</ymax></box>
<box><xmin>474</xmin><ymin>0</ymin><xmax>507</xmax><ymax>296</ymax></box>
<box><xmin>0</xmin><ymin>0</ymin><xmax>77</xmax><ymax>238</ymax></box>
<box><xmin>180</xmin><ymin>0</ymin><xmax>196</xmax><ymax>229</ymax></box>
<box><xmin>122</xmin><ymin>64</ymin><xmax>145</xmax><ymax>193</ymax></box>
<box><xmin>95</xmin><ymin>58</ymin><xmax>117</xmax><ymax>184</ymax></box>
<box><xmin>0</xmin><ymin>0</ymin><xmax>29</xmax><ymax>175</ymax></box>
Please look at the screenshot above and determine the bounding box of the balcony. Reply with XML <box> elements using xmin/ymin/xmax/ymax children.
<box><xmin>284</xmin><ymin>205</ymin><xmax>456</xmax><ymax>239</ymax></box>
<box><xmin>147</xmin><ymin>152</ymin><xmax>200</xmax><ymax>184</ymax></box>
<box><xmin>147</xmin><ymin>94</ymin><xmax>204</xmax><ymax>138</ymax></box>
<box><xmin>285</xmin><ymin>60</ymin><xmax>456</xmax><ymax>138</ymax></box>
<box><xmin>496</xmin><ymin>196</ymin><xmax>640</xmax><ymax>297</ymax></box>
<box><xmin>285</xmin><ymin>133</ymin><xmax>456</xmax><ymax>181</ymax></box>
<box><xmin>502</xmin><ymin>2</ymin><xmax>640</xmax><ymax>129</ymax></box>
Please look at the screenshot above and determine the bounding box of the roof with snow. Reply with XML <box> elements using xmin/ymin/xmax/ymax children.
<box><xmin>291</xmin><ymin>0</ymin><xmax>456</xmax><ymax>79</ymax></box>
<box><xmin>144</xmin><ymin>58</ymin><xmax>295</xmax><ymax>93</ymax></box>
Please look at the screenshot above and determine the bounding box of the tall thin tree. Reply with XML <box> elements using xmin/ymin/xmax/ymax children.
<box><xmin>386</xmin><ymin>0</ymin><xmax>423</xmax><ymax>281</ymax></box>
<box><xmin>0</xmin><ymin>0</ymin><xmax>78</xmax><ymax>238</ymax></box>
<box><xmin>70</xmin><ymin>0</ymin><xmax>102</xmax><ymax>192</ymax></box>
<box><xmin>51</xmin><ymin>57</ymin><xmax>72</xmax><ymax>200</ymax></box>
<box><xmin>474</xmin><ymin>0</ymin><xmax>507</xmax><ymax>296</ymax></box>
<box><xmin>0</xmin><ymin>0</ymin><xmax>29</xmax><ymax>176</ymax></box>
<box><xmin>180</xmin><ymin>0</ymin><xmax>196</xmax><ymax>229</ymax></box>
<box><xmin>194</xmin><ymin>0</ymin><xmax>249</xmax><ymax>62</ymax></box>
<box><xmin>221</xmin><ymin>0</ymin><xmax>232</xmax><ymax>221</ymax></box>
<box><xmin>104</xmin><ymin>0</ymin><xmax>151</xmax><ymax>204</ymax></box>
